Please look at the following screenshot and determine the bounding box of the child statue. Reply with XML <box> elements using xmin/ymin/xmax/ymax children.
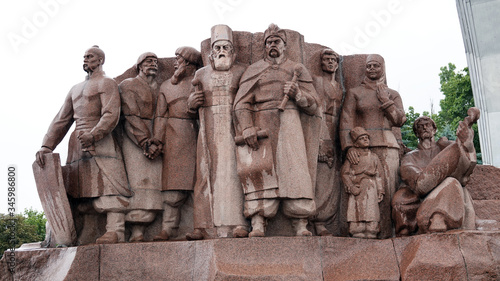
<box><xmin>341</xmin><ymin>127</ymin><xmax>384</xmax><ymax>238</ymax></box>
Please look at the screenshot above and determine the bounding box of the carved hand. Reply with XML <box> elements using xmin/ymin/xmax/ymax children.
<box><xmin>78</xmin><ymin>132</ymin><xmax>94</xmax><ymax>148</ymax></box>
<box><xmin>283</xmin><ymin>81</ymin><xmax>299</xmax><ymax>100</ymax></box>
<box><xmin>346</xmin><ymin>148</ymin><xmax>360</xmax><ymax>165</ymax></box>
<box><xmin>243</xmin><ymin>126</ymin><xmax>259</xmax><ymax>150</ymax></box>
<box><xmin>187</xmin><ymin>91</ymin><xmax>205</xmax><ymax>110</ymax></box>
<box><xmin>349</xmin><ymin>185</ymin><xmax>361</xmax><ymax>196</ymax></box>
<box><xmin>376</xmin><ymin>84</ymin><xmax>391</xmax><ymax>104</ymax></box>
<box><xmin>378</xmin><ymin>192</ymin><xmax>384</xmax><ymax>203</ymax></box>
<box><xmin>35</xmin><ymin>147</ymin><xmax>53</xmax><ymax>168</ymax></box>
<box><xmin>456</xmin><ymin>120</ymin><xmax>474</xmax><ymax>152</ymax></box>
<box><xmin>144</xmin><ymin>138</ymin><xmax>163</xmax><ymax>159</ymax></box>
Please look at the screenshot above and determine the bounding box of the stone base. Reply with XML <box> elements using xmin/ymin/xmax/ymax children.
<box><xmin>2</xmin><ymin>231</ymin><xmax>500</xmax><ymax>281</ymax></box>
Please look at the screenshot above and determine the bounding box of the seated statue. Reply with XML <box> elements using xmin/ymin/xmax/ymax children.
<box><xmin>392</xmin><ymin>108</ymin><xmax>479</xmax><ymax>235</ymax></box>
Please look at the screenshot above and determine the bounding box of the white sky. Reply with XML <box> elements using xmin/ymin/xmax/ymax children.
<box><xmin>0</xmin><ymin>0</ymin><xmax>468</xmax><ymax>213</ymax></box>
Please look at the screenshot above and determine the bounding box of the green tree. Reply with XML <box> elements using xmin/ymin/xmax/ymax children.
<box><xmin>439</xmin><ymin>63</ymin><xmax>481</xmax><ymax>161</ymax></box>
<box><xmin>401</xmin><ymin>106</ymin><xmax>420</xmax><ymax>150</ymax></box>
<box><xmin>0</xmin><ymin>209</ymin><xmax>46</xmax><ymax>258</ymax></box>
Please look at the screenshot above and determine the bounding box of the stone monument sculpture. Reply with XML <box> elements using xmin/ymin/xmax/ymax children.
<box><xmin>35</xmin><ymin>46</ymin><xmax>132</xmax><ymax>244</ymax></box>
<box><xmin>233</xmin><ymin>24</ymin><xmax>321</xmax><ymax>237</ymax></box>
<box><xmin>392</xmin><ymin>109</ymin><xmax>479</xmax><ymax>235</ymax></box>
<box><xmin>339</xmin><ymin>54</ymin><xmax>406</xmax><ymax>238</ymax></box>
<box><xmin>186</xmin><ymin>25</ymin><xmax>249</xmax><ymax>240</ymax></box>
<box><xmin>310</xmin><ymin>48</ymin><xmax>343</xmax><ymax>236</ymax></box>
<box><xmin>152</xmin><ymin>47</ymin><xmax>201</xmax><ymax>241</ymax></box>
<box><xmin>23</xmin><ymin>23</ymin><xmax>500</xmax><ymax>281</ymax></box>
<box><xmin>341</xmin><ymin>127</ymin><xmax>384</xmax><ymax>238</ymax></box>
<box><xmin>118</xmin><ymin>52</ymin><xmax>163</xmax><ymax>242</ymax></box>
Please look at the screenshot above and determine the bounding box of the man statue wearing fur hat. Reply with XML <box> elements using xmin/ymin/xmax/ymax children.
<box><xmin>233</xmin><ymin>24</ymin><xmax>321</xmax><ymax>237</ymax></box>
<box><xmin>186</xmin><ymin>24</ymin><xmax>249</xmax><ymax>240</ymax></box>
<box><xmin>152</xmin><ymin>46</ymin><xmax>201</xmax><ymax>241</ymax></box>
<box><xmin>118</xmin><ymin>52</ymin><xmax>163</xmax><ymax>242</ymax></box>
<box><xmin>35</xmin><ymin>46</ymin><xmax>132</xmax><ymax>244</ymax></box>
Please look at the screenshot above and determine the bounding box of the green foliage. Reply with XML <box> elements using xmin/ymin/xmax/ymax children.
<box><xmin>439</xmin><ymin>63</ymin><xmax>481</xmax><ymax>162</ymax></box>
<box><xmin>401</xmin><ymin>106</ymin><xmax>420</xmax><ymax>150</ymax></box>
<box><xmin>0</xmin><ymin>209</ymin><xmax>46</xmax><ymax>258</ymax></box>
<box><xmin>23</xmin><ymin>208</ymin><xmax>46</xmax><ymax>241</ymax></box>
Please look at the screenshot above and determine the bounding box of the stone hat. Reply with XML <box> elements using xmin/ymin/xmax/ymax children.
<box><xmin>366</xmin><ymin>54</ymin><xmax>384</xmax><ymax>64</ymax></box>
<box><xmin>175</xmin><ymin>46</ymin><xmax>202</xmax><ymax>66</ymax></box>
<box><xmin>135</xmin><ymin>52</ymin><xmax>157</xmax><ymax>71</ymax></box>
<box><xmin>264</xmin><ymin>23</ymin><xmax>287</xmax><ymax>44</ymax></box>
<box><xmin>211</xmin><ymin>24</ymin><xmax>233</xmax><ymax>46</ymax></box>
<box><xmin>350</xmin><ymin>127</ymin><xmax>370</xmax><ymax>142</ymax></box>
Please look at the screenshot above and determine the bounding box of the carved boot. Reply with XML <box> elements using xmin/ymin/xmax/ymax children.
<box><xmin>153</xmin><ymin>230</ymin><xmax>169</xmax><ymax>241</ymax></box>
<box><xmin>186</xmin><ymin>228</ymin><xmax>206</xmax><ymax>241</ymax></box>
<box><xmin>428</xmin><ymin>213</ymin><xmax>447</xmax><ymax>233</ymax></box>
<box><xmin>365</xmin><ymin>222</ymin><xmax>380</xmax><ymax>239</ymax></box>
<box><xmin>96</xmin><ymin>212</ymin><xmax>125</xmax><ymax>244</ymax></box>
<box><xmin>249</xmin><ymin>215</ymin><xmax>266</xmax><ymax>238</ymax></box>
<box><xmin>314</xmin><ymin>222</ymin><xmax>333</xmax><ymax>236</ymax></box>
<box><xmin>129</xmin><ymin>225</ymin><xmax>146</xmax><ymax>242</ymax></box>
<box><xmin>349</xmin><ymin>222</ymin><xmax>365</xmax><ymax>238</ymax></box>
<box><xmin>232</xmin><ymin>225</ymin><xmax>249</xmax><ymax>238</ymax></box>
<box><xmin>154</xmin><ymin>203</ymin><xmax>180</xmax><ymax>241</ymax></box>
<box><xmin>292</xmin><ymin>218</ymin><xmax>312</xmax><ymax>236</ymax></box>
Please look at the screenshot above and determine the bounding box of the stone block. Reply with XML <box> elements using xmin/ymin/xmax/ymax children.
<box><xmin>457</xmin><ymin>231</ymin><xmax>500</xmax><ymax>280</ymax></box>
<box><xmin>466</xmin><ymin>165</ymin><xmax>500</xmax><ymax>200</ymax></box>
<box><xmin>394</xmin><ymin>234</ymin><xmax>467</xmax><ymax>281</ymax></box>
<box><xmin>473</xmin><ymin>200</ymin><xmax>500</xmax><ymax>221</ymax></box>
<box><xmin>321</xmin><ymin>237</ymin><xmax>400</xmax><ymax>281</ymax></box>
<box><xmin>99</xmin><ymin>241</ymin><xmax>195</xmax><ymax>281</ymax></box>
<box><xmin>0</xmin><ymin>245</ymin><xmax>99</xmax><ymax>281</ymax></box>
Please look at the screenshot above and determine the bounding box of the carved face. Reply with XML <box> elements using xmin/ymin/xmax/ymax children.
<box><xmin>171</xmin><ymin>55</ymin><xmax>188</xmax><ymax>84</ymax></box>
<box><xmin>174</xmin><ymin>55</ymin><xmax>187</xmax><ymax>70</ymax></box>
<box><xmin>366</xmin><ymin>61</ymin><xmax>383</xmax><ymax>80</ymax></box>
<box><xmin>354</xmin><ymin>134</ymin><xmax>370</xmax><ymax>148</ymax></box>
<box><xmin>83</xmin><ymin>51</ymin><xmax>102</xmax><ymax>73</ymax></box>
<box><xmin>139</xmin><ymin>57</ymin><xmax>158</xmax><ymax>77</ymax></box>
<box><xmin>415</xmin><ymin>120</ymin><xmax>436</xmax><ymax>140</ymax></box>
<box><xmin>211</xmin><ymin>40</ymin><xmax>234</xmax><ymax>71</ymax></box>
<box><xmin>321</xmin><ymin>54</ymin><xmax>338</xmax><ymax>73</ymax></box>
<box><xmin>265</xmin><ymin>36</ymin><xmax>285</xmax><ymax>59</ymax></box>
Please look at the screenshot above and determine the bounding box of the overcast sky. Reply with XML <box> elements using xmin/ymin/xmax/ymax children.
<box><xmin>0</xmin><ymin>0</ymin><xmax>468</xmax><ymax>213</ymax></box>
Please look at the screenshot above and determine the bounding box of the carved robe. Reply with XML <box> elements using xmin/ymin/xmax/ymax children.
<box><xmin>119</xmin><ymin>75</ymin><xmax>162</xmax><ymax>212</ymax></box>
<box><xmin>155</xmin><ymin>76</ymin><xmax>198</xmax><ymax>192</ymax></box>
<box><xmin>42</xmin><ymin>70</ymin><xmax>131</xmax><ymax>199</ymax></box>
<box><xmin>233</xmin><ymin>58</ymin><xmax>321</xmax><ymax>203</ymax></box>
<box><xmin>399</xmin><ymin>140</ymin><xmax>476</xmax><ymax>233</ymax></box>
<box><xmin>341</xmin><ymin>148</ymin><xmax>383</xmax><ymax>222</ymax></box>
<box><xmin>339</xmin><ymin>77</ymin><xmax>406</xmax><ymax>238</ymax></box>
<box><xmin>192</xmin><ymin>63</ymin><xmax>248</xmax><ymax>229</ymax></box>
<box><xmin>311</xmin><ymin>74</ymin><xmax>343</xmax><ymax>230</ymax></box>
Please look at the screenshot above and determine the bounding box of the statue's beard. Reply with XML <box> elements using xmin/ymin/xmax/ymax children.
<box><xmin>171</xmin><ymin>64</ymin><xmax>186</xmax><ymax>85</ymax></box>
<box><xmin>418</xmin><ymin>130</ymin><xmax>435</xmax><ymax>141</ymax></box>
<box><xmin>213</xmin><ymin>54</ymin><xmax>233</xmax><ymax>71</ymax></box>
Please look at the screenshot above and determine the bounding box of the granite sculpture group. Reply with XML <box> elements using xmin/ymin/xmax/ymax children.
<box><xmin>33</xmin><ymin>24</ymin><xmax>479</xmax><ymax>246</ymax></box>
